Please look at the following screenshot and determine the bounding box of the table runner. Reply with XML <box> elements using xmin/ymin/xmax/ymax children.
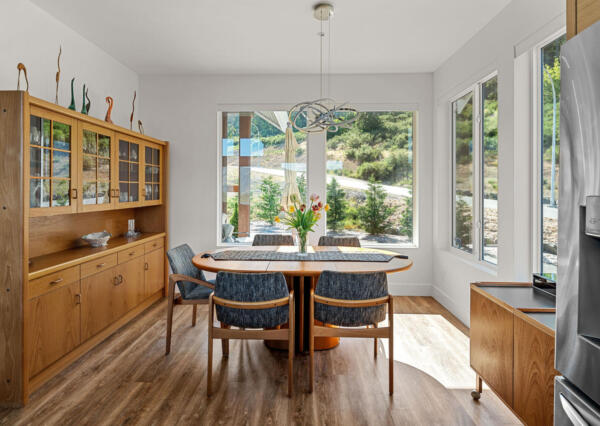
<box><xmin>201</xmin><ymin>250</ymin><xmax>408</xmax><ymax>262</ymax></box>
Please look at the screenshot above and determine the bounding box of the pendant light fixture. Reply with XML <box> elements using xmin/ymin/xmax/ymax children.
<box><xmin>288</xmin><ymin>2</ymin><xmax>359</xmax><ymax>133</ymax></box>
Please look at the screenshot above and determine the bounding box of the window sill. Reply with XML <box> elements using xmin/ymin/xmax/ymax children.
<box><xmin>448</xmin><ymin>247</ymin><xmax>498</xmax><ymax>276</ymax></box>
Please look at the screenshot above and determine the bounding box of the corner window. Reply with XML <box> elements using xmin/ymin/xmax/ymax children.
<box><xmin>451</xmin><ymin>74</ymin><xmax>498</xmax><ymax>264</ymax></box>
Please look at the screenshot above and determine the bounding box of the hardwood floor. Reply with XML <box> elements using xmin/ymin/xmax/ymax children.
<box><xmin>0</xmin><ymin>297</ymin><xmax>520</xmax><ymax>425</ymax></box>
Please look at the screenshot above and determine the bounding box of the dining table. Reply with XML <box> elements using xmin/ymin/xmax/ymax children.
<box><xmin>192</xmin><ymin>245</ymin><xmax>413</xmax><ymax>352</ymax></box>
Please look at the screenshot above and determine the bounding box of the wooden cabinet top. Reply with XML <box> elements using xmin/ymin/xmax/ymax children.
<box><xmin>29</xmin><ymin>232</ymin><xmax>165</xmax><ymax>279</ymax></box>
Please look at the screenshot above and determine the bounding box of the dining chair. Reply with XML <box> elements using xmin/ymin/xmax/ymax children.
<box><xmin>165</xmin><ymin>244</ymin><xmax>215</xmax><ymax>355</ymax></box>
<box><xmin>208</xmin><ymin>271</ymin><xmax>295</xmax><ymax>397</ymax></box>
<box><xmin>309</xmin><ymin>270</ymin><xmax>394</xmax><ymax>394</ymax></box>
<box><xmin>317</xmin><ymin>236</ymin><xmax>361</xmax><ymax>247</ymax></box>
<box><xmin>252</xmin><ymin>234</ymin><xmax>294</xmax><ymax>246</ymax></box>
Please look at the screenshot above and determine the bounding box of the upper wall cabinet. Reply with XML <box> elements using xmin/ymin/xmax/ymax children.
<box><xmin>25</xmin><ymin>98</ymin><xmax>166</xmax><ymax>217</ymax></box>
<box><xmin>28</xmin><ymin>106</ymin><xmax>78</xmax><ymax>216</ymax></box>
<box><xmin>567</xmin><ymin>0</ymin><xmax>600</xmax><ymax>39</ymax></box>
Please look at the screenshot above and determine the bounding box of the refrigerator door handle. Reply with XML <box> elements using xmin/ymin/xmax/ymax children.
<box><xmin>560</xmin><ymin>393</ymin><xmax>590</xmax><ymax>426</ymax></box>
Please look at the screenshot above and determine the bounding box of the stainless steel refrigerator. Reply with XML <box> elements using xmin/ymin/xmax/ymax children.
<box><xmin>556</xmin><ymin>19</ymin><xmax>600</xmax><ymax>426</ymax></box>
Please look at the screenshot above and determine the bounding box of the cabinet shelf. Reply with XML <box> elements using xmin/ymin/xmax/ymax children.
<box><xmin>29</xmin><ymin>232</ymin><xmax>165</xmax><ymax>279</ymax></box>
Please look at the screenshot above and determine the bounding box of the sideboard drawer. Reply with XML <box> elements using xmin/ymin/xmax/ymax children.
<box><xmin>118</xmin><ymin>245</ymin><xmax>145</xmax><ymax>264</ymax></box>
<box><xmin>144</xmin><ymin>238</ymin><xmax>164</xmax><ymax>253</ymax></box>
<box><xmin>81</xmin><ymin>254</ymin><xmax>118</xmax><ymax>278</ymax></box>
<box><xmin>29</xmin><ymin>266</ymin><xmax>80</xmax><ymax>299</ymax></box>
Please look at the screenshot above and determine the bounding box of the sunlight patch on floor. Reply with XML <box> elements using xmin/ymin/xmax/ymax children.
<box><xmin>381</xmin><ymin>313</ymin><xmax>484</xmax><ymax>390</ymax></box>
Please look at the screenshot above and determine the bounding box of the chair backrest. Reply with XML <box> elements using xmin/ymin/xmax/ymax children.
<box><xmin>215</xmin><ymin>272</ymin><xmax>289</xmax><ymax>328</ymax></box>
<box><xmin>314</xmin><ymin>270</ymin><xmax>388</xmax><ymax>327</ymax></box>
<box><xmin>166</xmin><ymin>244</ymin><xmax>207</xmax><ymax>298</ymax></box>
<box><xmin>318</xmin><ymin>236</ymin><xmax>361</xmax><ymax>248</ymax></box>
<box><xmin>252</xmin><ymin>234</ymin><xmax>294</xmax><ymax>246</ymax></box>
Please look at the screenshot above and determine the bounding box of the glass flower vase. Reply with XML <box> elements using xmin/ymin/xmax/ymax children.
<box><xmin>298</xmin><ymin>232</ymin><xmax>308</xmax><ymax>254</ymax></box>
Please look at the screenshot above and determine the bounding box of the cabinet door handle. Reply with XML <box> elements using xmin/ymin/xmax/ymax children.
<box><xmin>119</xmin><ymin>274</ymin><xmax>124</xmax><ymax>284</ymax></box>
<box><xmin>49</xmin><ymin>278</ymin><xmax>63</xmax><ymax>285</ymax></box>
<box><xmin>129</xmin><ymin>251</ymin><xmax>135</xmax><ymax>257</ymax></box>
<box><xmin>75</xmin><ymin>294</ymin><xmax>81</xmax><ymax>305</ymax></box>
<box><xmin>144</xmin><ymin>262</ymin><xmax>149</xmax><ymax>271</ymax></box>
<box><xmin>71</xmin><ymin>188</ymin><xmax>78</xmax><ymax>199</ymax></box>
<box><xmin>113</xmin><ymin>276</ymin><xmax>120</xmax><ymax>286</ymax></box>
<box><xmin>96</xmin><ymin>262</ymin><xmax>106</xmax><ymax>268</ymax></box>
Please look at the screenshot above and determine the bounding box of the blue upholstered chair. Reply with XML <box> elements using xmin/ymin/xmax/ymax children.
<box><xmin>309</xmin><ymin>270</ymin><xmax>394</xmax><ymax>394</ymax></box>
<box><xmin>165</xmin><ymin>244</ymin><xmax>215</xmax><ymax>355</ymax></box>
<box><xmin>208</xmin><ymin>272</ymin><xmax>295</xmax><ymax>397</ymax></box>
<box><xmin>252</xmin><ymin>234</ymin><xmax>294</xmax><ymax>246</ymax></box>
<box><xmin>317</xmin><ymin>236</ymin><xmax>361</xmax><ymax>248</ymax></box>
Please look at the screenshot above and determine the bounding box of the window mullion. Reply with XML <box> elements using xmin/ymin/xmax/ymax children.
<box><xmin>473</xmin><ymin>83</ymin><xmax>483</xmax><ymax>261</ymax></box>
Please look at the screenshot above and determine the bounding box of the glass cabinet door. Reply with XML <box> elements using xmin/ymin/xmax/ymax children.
<box><xmin>79</xmin><ymin>125</ymin><xmax>115</xmax><ymax>211</ymax></box>
<box><xmin>28</xmin><ymin>109</ymin><xmax>77</xmax><ymax>215</ymax></box>
<box><xmin>117</xmin><ymin>137</ymin><xmax>141</xmax><ymax>206</ymax></box>
<box><xmin>143</xmin><ymin>143</ymin><xmax>162</xmax><ymax>204</ymax></box>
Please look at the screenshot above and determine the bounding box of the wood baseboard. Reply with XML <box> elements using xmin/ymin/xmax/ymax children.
<box><xmin>28</xmin><ymin>292</ymin><xmax>164</xmax><ymax>395</ymax></box>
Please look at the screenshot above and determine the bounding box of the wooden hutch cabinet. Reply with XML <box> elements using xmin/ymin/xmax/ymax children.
<box><xmin>0</xmin><ymin>91</ymin><xmax>169</xmax><ymax>407</ymax></box>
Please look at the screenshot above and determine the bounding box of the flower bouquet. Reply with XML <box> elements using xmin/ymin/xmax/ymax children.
<box><xmin>275</xmin><ymin>193</ymin><xmax>329</xmax><ymax>253</ymax></box>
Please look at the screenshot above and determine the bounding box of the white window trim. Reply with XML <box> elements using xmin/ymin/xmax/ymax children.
<box><xmin>449</xmin><ymin>71</ymin><xmax>498</xmax><ymax>268</ymax></box>
<box><xmin>215</xmin><ymin>103</ymin><xmax>421</xmax><ymax>249</ymax></box>
<box><xmin>531</xmin><ymin>29</ymin><xmax>566</xmax><ymax>274</ymax></box>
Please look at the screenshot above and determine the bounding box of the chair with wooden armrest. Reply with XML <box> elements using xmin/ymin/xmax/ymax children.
<box><xmin>317</xmin><ymin>236</ymin><xmax>361</xmax><ymax>247</ymax></box>
<box><xmin>208</xmin><ymin>271</ymin><xmax>295</xmax><ymax>397</ymax></box>
<box><xmin>165</xmin><ymin>244</ymin><xmax>215</xmax><ymax>355</ymax></box>
<box><xmin>309</xmin><ymin>270</ymin><xmax>394</xmax><ymax>394</ymax></box>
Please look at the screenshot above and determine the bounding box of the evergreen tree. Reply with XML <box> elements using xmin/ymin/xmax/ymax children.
<box><xmin>230</xmin><ymin>199</ymin><xmax>239</xmax><ymax>234</ymax></box>
<box><xmin>454</xmin><ymin>199</ymin><xmax>472</xmax><ymax>249</ymax></box>
<box><xmin>326</xmin><ymin>177</ymin><xmax>347</xmax><ymax>232</ymax></box>
<box><xmin>398</xmin><ymin>192</ymin><xmax>413</xmax><ymax>239</ymax></box>
<box><xmin>257</xmin><ymin>176</ymin><xmax>282</xmax><ymax>224</ymax></box>
<box><xmin>358</xmin><ymin>180</ymin><xmax>394</xmax><ymax>235</ymax></box>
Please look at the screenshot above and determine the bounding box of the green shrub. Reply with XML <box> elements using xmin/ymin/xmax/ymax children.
<box><xmin>358</xmin><ymin>181</ymin><xmax>394</xmax><ymax>235</ymax></box>
<box><xmin>326</xmin><ymin>178</ymin><xmax>347</xmax><ymax>232</ymax></box>
<box><xmin>256</xmin><ymin>176</ymin><xmax>282</xmax><ymax>224</ymax></box>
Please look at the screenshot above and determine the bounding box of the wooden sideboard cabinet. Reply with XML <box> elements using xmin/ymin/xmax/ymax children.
<box><xmin>0</xmin><ymin>91</ymin><xmax>169</xmax><ymax>407</ymax></box>
<box><xmin>470</xmin><ymin>283</ymin><xmax>557</xmax><ymax>426</ymax></box>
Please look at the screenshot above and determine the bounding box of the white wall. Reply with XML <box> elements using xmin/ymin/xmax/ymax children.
<box><xmin>0</xmin><ymin>0</ymin><xmax>139</xmax><ymax>127</ymax></box>
<box><xmin>432</xmin><ymin>0</ymin><xmax>565</xmax><ymax>325</ymax></box>
<box><xmin>139</xmin><ymin>73</ymin><xmax>434</xmax><ymax>294</ymax></box>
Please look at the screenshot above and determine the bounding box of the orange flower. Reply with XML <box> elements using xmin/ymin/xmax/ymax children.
<box><xmin>274</xmin><ymin>216</ymin><xmax>281</xmax><ymax>223</ymax></box>
<box><xmin>324</xmin><ymin>204</ymin><xmax>330</xmax><ymax>212</ymax></box>
<box><xmin>289</xmin><ymin>205</ymin><xmax>295</xmax><ymax>213</ymax></box>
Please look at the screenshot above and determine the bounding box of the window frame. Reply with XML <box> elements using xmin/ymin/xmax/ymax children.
<box><xmin>531</xmin><ymin>30</ymin><xmax>566</xmax><ymax>274</ymax></box>
<box><xmin>216</xmin><ymin>103</ymin><xmax>421</xmax><ymax>249</ymax></box>
<box><xmin>450</xmin><ymin>71</ymin><xmax>498</xmax><ymax>266</ymax></box>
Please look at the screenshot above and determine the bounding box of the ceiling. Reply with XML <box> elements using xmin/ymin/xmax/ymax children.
<box><xmin>31</xmin><ymin>0</ymin><xmax>511</xmax><ymax>75</ymax></box>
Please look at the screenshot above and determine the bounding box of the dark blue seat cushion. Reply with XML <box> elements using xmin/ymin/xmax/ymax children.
<box><xmin>315</xmin><ymin>270</ymin><xmax>388</xmax><ymax>327</ymax></box>
<box><xmin>252</xmin><ymin>234</ymin><xmax>294</xmax><ymax>246</ymax></box>
<box><xmin>318</xmin><ymin>236</ymin><xmax>361</xmax><ymax>248</ymax></box>
<box><xmin>215</xmin><ymin>272</ymin><xmax>289</xmax><ymax>328</ymax></box>
<box><xmin>167</xmin><ymin>244</ymin><xmax>212</xmax><ymax>300</ymax></box>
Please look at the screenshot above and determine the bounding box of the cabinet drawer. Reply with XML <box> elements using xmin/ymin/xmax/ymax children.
<box><xmin>29</xmin><ymin>266</ymin><xmax>80</xmax><ymax>299</ymax></box>
<box><xmin>81</xmin><ymin>254</ymin><xmax>118</xmax><ymax>278</ymax></box>
<box><xmin>118</xmin><ymin>245</ymin><xmax>145</xmax><ymax>264</ymax></box>
<box><xmin>144</xmin><ymin>238</ymin><xmax>164</xmax><ymax>253</ymax></box>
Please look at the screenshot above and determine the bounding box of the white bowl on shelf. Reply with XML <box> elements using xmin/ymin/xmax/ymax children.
<box><xmin>81</xmin><ymin>231</ymin><xmax>111</xmax><ymax>248</ymax></box>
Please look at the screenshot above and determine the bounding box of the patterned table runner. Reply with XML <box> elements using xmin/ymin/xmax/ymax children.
<box><xmin>201</xmin><ymin>250</ymin><xmax>408</xmax><ymax>262</ymax></box>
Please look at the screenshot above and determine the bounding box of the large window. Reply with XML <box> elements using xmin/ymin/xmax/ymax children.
<box><xmin>220</xmin><ymin>111</ymin><xmax>306</xmax><ymax>244</ymax></box>
<box><xmin>539</xmin><ymin>35</ymin><xmax>565</xmax><ymax>275</ymax></box>
<box><xmin>325</xmin><ymin>112</ymin><xmax>416</xmax><ymax>246</ymax></box>
<box><xmin>452</xmin><ymin>74</ymin><xmax>498</xmax><ymax>264</ymax></box>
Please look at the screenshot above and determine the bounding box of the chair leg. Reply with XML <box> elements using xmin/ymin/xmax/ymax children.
<box><xmin>288</xmin><ymin>292</ymin><xmax>294</xmax><ymax>397</ymax></box>
<box><xmin>165</xmin><ymin>278</ymin><xmax>176</xmax><ymax>355</ymax></box>
<box><xmin>192</xmin><ymin>304</ymin><xmax>198</xmax><ymax>326</ymax></box>
<box><xmin>373</xmin><ymin>323</ymin><xmax>378</xmax><ymax>358</ymax></box>
<box><xmin>207</xmin><ymin>295</ymin><xmax>214</xmax><ymax>397</ymax></box>
<box><xmin>309</xmin><ymin>290</ymin><xmax>315</xmax><ymax>393</ymax></box>
<box><xmin>388</xmin><ymin>297</ymin><xmax>394</xmax><ymax>395</ymax></box>
<box><xmin>220</xmin><ymin>322</ymin><xmax>229</xmax><ymax>357</ymax></box>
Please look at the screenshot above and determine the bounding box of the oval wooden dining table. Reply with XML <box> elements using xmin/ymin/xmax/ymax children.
<box><xmin>192</xmin><ymin>245</ymin><xmax>413</xmax><ymax>352</ymax></box>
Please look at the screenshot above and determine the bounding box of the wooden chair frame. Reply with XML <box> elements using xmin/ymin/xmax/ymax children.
<box><xmin>165</xmin><ymin>273</ymin><xmax>215</xmax><ymax>355</ymax></box>
<box><xmin>309</xmin><ymin>289</ymin><xmax>394</xmax><ymax>395</ymax></box>
<box><xmin>207</xmin><ymin>291</ymin><xmax>295</xmax><ymax>397</ymax></box>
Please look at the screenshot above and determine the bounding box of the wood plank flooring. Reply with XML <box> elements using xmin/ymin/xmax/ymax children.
<box><xmin>0</xmin><ymin>297</ymin><xmax>520</xmax><ymax>425</ymax></box>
